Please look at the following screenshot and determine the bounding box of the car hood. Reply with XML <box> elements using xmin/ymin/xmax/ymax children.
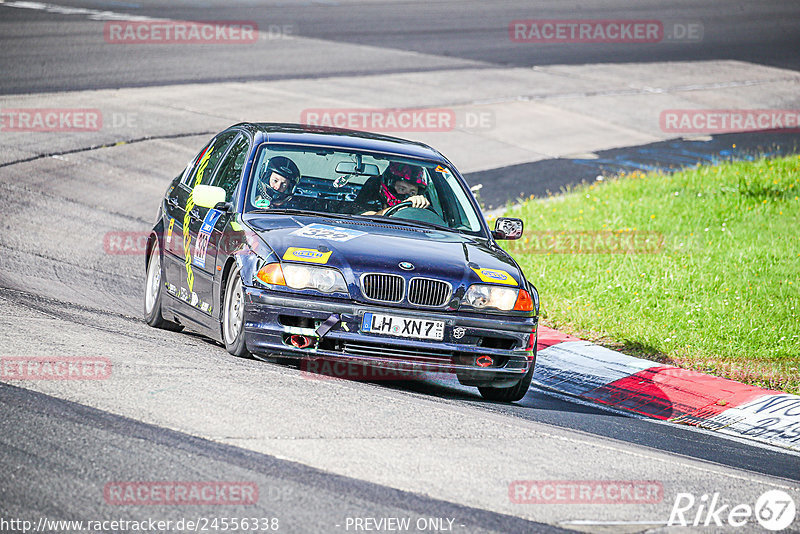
<box><xmin>242</xmin><ymin>214</ymin><xmax>524</xmax><ymax>296</ymax></box>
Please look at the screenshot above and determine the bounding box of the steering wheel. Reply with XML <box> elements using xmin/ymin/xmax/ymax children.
<box><xmin>384</xmin><ymin>200</ymin><xmax>437</xmax><ymax>217</ymax></box>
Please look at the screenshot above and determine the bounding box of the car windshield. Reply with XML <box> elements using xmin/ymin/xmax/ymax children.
<box><xmin>245</xmin><ymin>144</ymin><xmax>485</xmax><ymax>235</ymax></box>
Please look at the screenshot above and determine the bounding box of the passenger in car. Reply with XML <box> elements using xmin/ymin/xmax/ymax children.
<box><xmin>351</xmin><ymin>162</ymin><xmax>431</xmax><ymax>215</ymax></box>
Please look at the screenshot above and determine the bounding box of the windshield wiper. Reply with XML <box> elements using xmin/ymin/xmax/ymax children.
<box><xmin>249</xmin><ymin>208</ymin><xmax>358</xmax><ymax>220</ymax></box>
<box><xmin>352</xmin><ymin>214</ymin><xmax>456</xmax><ymax>233</ymax></box>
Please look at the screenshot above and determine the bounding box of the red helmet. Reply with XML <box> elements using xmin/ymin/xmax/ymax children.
<box><xmin>381</xmin><ymin>162</ymin><xmax>428</xmax><ymax>206</ymax></box>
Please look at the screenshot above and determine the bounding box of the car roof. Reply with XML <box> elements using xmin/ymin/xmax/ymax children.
<box><xmin>232</xmin><ymin>122</ymin><xmax>448</xmax><ymax>163</ymax></box>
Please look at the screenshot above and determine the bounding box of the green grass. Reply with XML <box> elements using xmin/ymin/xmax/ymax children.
<box><xmin>499</xmin><ymin>154</ymin><xmax>800</xmax><ymax>394</ymax></box>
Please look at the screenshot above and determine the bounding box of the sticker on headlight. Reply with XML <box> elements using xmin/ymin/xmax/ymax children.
<box><xmin>471</xmin><ymin>267</ymin><xmax>517</xmax><ymax>286</ymax></box>
<box><xmin>291</xmin><ymin>223</ymin><xmax>366</xmax><ymax>242</ymax></box>
<box><xmin>166</xmin><ymin>218</ymin><xmax>174</xmax><ymax>245</ymax></box>
<box><xmin>283</xmin><ymin>247</ymin><xmax>332</xmax><ymax>264</ymax></box>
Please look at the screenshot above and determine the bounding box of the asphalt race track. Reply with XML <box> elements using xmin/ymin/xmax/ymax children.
<box><xmin>2</xmin><ymin>0</ymin><xmax>800</xmax><ymax>94</ymax></box>
<box><xmin>1</xmin><ymin>2</ymin><xmax>800</xmax><ymax>533</ymax></box>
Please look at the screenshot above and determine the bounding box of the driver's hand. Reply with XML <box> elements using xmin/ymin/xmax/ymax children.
<box><xmin>408</xmin><ymin>195</ymin><xmax>430</xmax><ymax>209</ymax></box>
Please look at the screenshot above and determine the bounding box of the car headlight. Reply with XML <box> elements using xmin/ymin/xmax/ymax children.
<box><xmin>463</xmin><ymin>284</ymin><xmax>534</xmax><ymax>312</ymax></box>
<box><xmin>256</xmin><ymin>262</ymin><xmax>347</xmax><ymax>294</ymax></box>
<box><xmin>284</xmin><ymin>264</ymin><xmax>347</xmax><ymax>293</ymax></box>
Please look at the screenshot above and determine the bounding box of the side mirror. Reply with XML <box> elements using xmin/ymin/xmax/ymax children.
<box><xmin>193</xmin><ymin>185</ymin><xmax>226</xmax><ymax>209</ymax></box>
<box><xmin>492</xmin><ymin>217</ymin><xmax>523</xmax><ymax>240</ymax></box>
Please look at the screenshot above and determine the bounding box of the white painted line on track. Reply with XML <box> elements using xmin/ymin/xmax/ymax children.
<box><xmin>0</xmin><ymin>0</ymin><xmax>153</xmax><ymax>20</ymax></box>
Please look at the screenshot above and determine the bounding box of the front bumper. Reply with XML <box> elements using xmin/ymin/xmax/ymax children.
<box><xmin>243</xmin><ymin>286</ymin><xmax>537</xmax><ymax>386</ymax></box>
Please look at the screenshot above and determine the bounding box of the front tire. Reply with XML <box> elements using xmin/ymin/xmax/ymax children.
<box><xmin>222</xmin><ymin>264</ymin><xmax>250</xmax><ymax>358</ymax></box>
<box><xmin>144</xmin><ymin>238</ymin><xmax>182</xmax><ymax>331</ymax></box>
<box><xmin>478</xmin><ymin>356</ymin><xmax>535</xmax><ymax>403</ymax></box>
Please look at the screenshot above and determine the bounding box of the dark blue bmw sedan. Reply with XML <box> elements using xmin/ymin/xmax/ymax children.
<box><xmin>145</xmin><ymin>123</ymin><xmax>539</xmax><ymax>401</ymax></box>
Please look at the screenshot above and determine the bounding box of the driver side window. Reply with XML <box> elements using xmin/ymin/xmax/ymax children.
<box><xmin>212</xmin><ymin>135</ymin><xmax>250</xmax><ymax>202</ymax></box>
<box><xmin>183</xmin><ymin>131</ymin><xmax>237</xmax><ymax>189</ymax></box>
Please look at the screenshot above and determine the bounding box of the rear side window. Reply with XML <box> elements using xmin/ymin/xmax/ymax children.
<box><xmin>212</xmin><ymin>135</ymin><xmax>250</xmax><ymax>201</ymax></box>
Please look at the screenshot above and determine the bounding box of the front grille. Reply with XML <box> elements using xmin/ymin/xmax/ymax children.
<box><xmin>360</xmin><ymin>273</ymin><xmax>404</xmax><ymax>303</ymax></box>
<box><xmin>408</xmin><ymin>277</ymin><xmax>451</xmax><ymax>307</ymax></box>
<box><xmin>342</xmin><ymin>341</ymin><xmax>453</xmax><ymax>364</ymax></box>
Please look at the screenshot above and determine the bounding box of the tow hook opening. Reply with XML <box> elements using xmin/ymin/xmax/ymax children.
<box><xmin>476</xmin><ymin>355</ymin><xmax>494</xmax><ymax>367</ymax></box>
<box><xmin>287</xmin><ymin>334</ymin><xmax>317</xmax><ymax>349</ymax></box>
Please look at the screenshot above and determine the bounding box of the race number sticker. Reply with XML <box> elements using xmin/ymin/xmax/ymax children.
<box><xmin>283</xmin><ymin>247</ymin><xmax>332</xmax><ymax>264</ymax></box>
<box><xmin>192</xmin><ymin>209</ymin><xmax>222</xmax><ymax>268</ymax></box>
<box><xmin>290</xmin><ymin>223</ymin><xmax>366</xmax><ymax>242</ymax></box>
<box><xmin>471</xmin><ymin>267</ymin><xmax>517</xmax><ymax>286</ymax></box>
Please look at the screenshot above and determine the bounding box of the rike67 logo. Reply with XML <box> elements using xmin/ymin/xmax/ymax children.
<box><xmin>669</xmin><ymin>490</ymin><xmax>796</xmax><ymax>531</ymax></box>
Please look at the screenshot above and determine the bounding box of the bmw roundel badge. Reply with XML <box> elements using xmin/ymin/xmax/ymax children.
<box><xmin>399</xmin><ymin>261</ymin><xmax>414</xmax><ymax>271</ymax></box>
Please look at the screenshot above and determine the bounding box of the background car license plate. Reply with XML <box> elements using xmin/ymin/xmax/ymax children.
<box><xmin>361</xmin><ymin>312</ymin><xmax>444</xmax><ymax>341</ymax></box>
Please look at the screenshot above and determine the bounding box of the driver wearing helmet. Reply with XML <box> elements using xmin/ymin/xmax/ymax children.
<box><xmin>352</xmin><ymin>162</ymin><xmax>431</xmax><ymax>215</ymax></box>
<box><xmin>254</xmin><ymin>156</ymin><xmax>300</xmax><ymax>208</ymax></box>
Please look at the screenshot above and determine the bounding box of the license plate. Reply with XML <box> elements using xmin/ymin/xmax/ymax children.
<box><xmin>361</xmin><ymin>312</ymin><xmax>444</xmax><ymax>341</ymax></box>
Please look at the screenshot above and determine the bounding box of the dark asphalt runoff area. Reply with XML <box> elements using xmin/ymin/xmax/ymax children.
<box><xmin>0</xmin><ymin>384</ymin><xmax>570</xmax><ymax>534</ymax></box>
<box><xmin>1</xmin><ymin>0</ymin><xmax>799</xmax><ymax>94</ymax></box>
<box><xmin>467</xmin><ymin>131</ymin><xmax>800</xmax><ymax>208</ymax></box>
